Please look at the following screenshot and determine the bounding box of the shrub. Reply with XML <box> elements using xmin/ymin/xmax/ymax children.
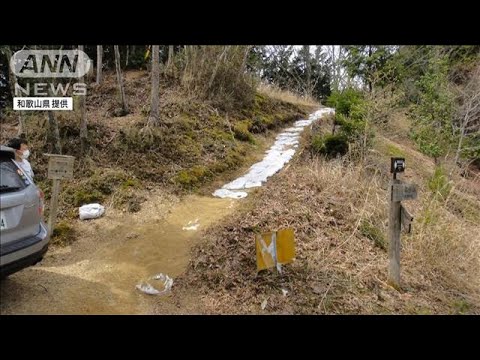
<box><xmin>311</xmin><ymin>134</ymin><xmax>349</xmax><ymax>158</ymax></box>
<box><xmin>428</xmin><ymin>166</ymin><xmax>452</xmax><ymax>200</ymax></box>
<box><xmin>326</xmin><ymin>88</ymin><xmax>364</xmax><ymax>117</ymax></box>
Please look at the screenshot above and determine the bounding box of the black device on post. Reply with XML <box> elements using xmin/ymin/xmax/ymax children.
<box><xmin>391</xmin><ymin>157</ymin><xmax>405</xmax><ymax>179</ymax></box>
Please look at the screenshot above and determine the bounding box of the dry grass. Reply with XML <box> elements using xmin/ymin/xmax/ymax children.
<box><xmin>175</xmin><ymin>132</ymin><xmax>480</xmax><ymax>314</ymax></box>
<box><xmin>257</xmin><ymin>83</ymin><xmax>319</xmax><ymax>108</ymax></box>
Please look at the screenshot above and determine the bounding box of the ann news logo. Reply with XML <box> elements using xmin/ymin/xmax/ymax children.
<box><xmin>10</xmin><ymin>50</ymin><xmax>91</xmax><ymax>79</ymax></box>
<box><xmin>10</xmin><ymin>49</ymin><xmax>92</xmax><ymax>110</ymax></box>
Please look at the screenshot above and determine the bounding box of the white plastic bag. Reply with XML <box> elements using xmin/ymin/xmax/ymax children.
<box><xmin>136</xmin><ymin>273</ymin><xmax>173</xmax><ymax>296</ymax></box>
<box><xmin>79</xmin><ymin>203</ymin><xmax>105</xmax><ymax>220</ymax></box>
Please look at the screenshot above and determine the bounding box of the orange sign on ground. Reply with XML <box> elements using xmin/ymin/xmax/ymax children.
<box><xmin>256</xmin><ymin>228</ymin><xmax>295</xmax><ymax>272</ymax></box>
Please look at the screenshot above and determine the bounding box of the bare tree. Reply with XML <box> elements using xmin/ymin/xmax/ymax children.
<box><xmin>303</xmin><ymin>45</ymin><xmax>313</xmax><ymax>98</ymax></box>
<box><xmin>454</xmin><ymin>65</ymin><xmax>480</xmax><ymax>165</ymax></box>
<box><xmin>4</xmin><ymin>46</ymin><xmax>26</xmax><ymax>136</ymax></box>
<box><xmin>167</xmin><ymin>45</ymin><xmax>174</xmax><ymax>71</ymax></box>
<box><xmin>147</xmin><ymin>45</ymin><xmax>160</xmax><ymax>127</ymax></box>
<box><xmin>78</xmin><ymin>45</ymin><xmax>88</xmax><ymax>154</ymax></box>
<box><xmin>96</xmin><ymin>45</ymin><xmax>103</xmax><ymax>85</ymax></box>
<box><xmin>114</xmin><ymin>45</ymin><xmax>128</xmax><ymax>114</ymax></box>
<box><xmin>46</xmin><ymin>111</ymin><xmax>62</xmax><ymax>154</ymax></box>
<box><xmin>182</xmin><ymin>45</ymin><xmax>193</xmax><ymax>84</ymax></box>
<box><xmin>44</xmin><ymin>77</ymin><xmax>62</xmax><ymax>154</ymax></box>
<box><xmin>327</xmin><ymin>45</ymin><xmax>345</xmax><ymax>92</ymax></box>
<box><xmin>208</xmin><ymin>46</ymin><xmax>228</xmax><ymax>91</ymax></box>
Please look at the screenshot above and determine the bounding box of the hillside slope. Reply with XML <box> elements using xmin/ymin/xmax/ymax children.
<box><xmin>0</xmin><ymin>70</ymin><xmax>314</xmax><ymax>231</ymax></box>
<box><xmin>169</xmin><ymin>110</ymin><xmax>480</xmax><ymax>314</ymax></box>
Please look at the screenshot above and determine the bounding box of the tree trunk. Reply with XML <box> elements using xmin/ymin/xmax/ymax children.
<box><xmin>337</xmin><ymin>46</ymin><xmax>344</xmax><ymax>90</ymax></box>
<box><xmin>17</xmin><ymin>112</ymin><xmax>26</xmax><ymax>137</ymax></box>
<box><xmin>114</xmin><ymin>45</ymin><xmax>128</xmax><ymax>114</ymax></box>
<box><xmin>183</xmin><ymin>45</ymin><xmax>191</xmax><ymax>84</ymax></box>
<box><xmin>96</xmin><ymin>45</ymin><xmax>103</xmax><ymax>85</ymax></box>
<box><xmin>125</xmin><ymin>45</ymin><xmax>129</xmax><ymax>68</ymax></box>
<box><xmin>237</xmin><ymin>46</ymin><xmax>251</xmax><ymax>81</ymax></box>
<box><xmin>5</xmin><ymin>46</ymin><xmax>27</xmax><ymax>136</ymax></box>
<box><xmin>330</xmin><ymin>46</ymin><xmax>337</xmax><ymax>92</ymax></box>
<box><xmin>46</xmin><ymin>111</ymin><xmax>62</xmax><ymax>154</ymax></box>
<box><xmin>79</xmin><ymin>45</ymin><xmax>88</xmax><ymax>154</ymax></box>
<box><xmin>304</xmin><ymin>45</ymin><xmax>312</xmax><ymax>98</ymax></box>
<box><xmin>208</xmin><ymin>46</ymin><xmax>228</xmax><ymax>91</ymax></box>
<box><xmin>367</xmin><ymin>45</ymin><xmax>373</xmax><ymax>92</ymax></box>
<box><xmin>454</xmin><ymin>135</ymin><xmax>463</xmax><ymax>166</ymax></box>
<box><xmin>167</xmin><ymin>45</ymin><xmax>174</xmax><ymax>70</ymax></box>
<box><xmin>147</xmin><ymin>45</ymin><xmax>160</xmax><ymax>127</ymax></box>
<box><xmin>5</xmin><ymin>46</ymin><xmax>16</xmax><ymax>97</ymax></box>
<box><xmin>45</xmin><ymin>79</ymin><xmax>62</xmax><ymax>154</ymax></box>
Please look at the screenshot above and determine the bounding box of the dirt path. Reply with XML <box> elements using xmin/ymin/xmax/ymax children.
<box><xmin>0</xmin><ymin>189</ymin><xmax>239</xmax><ymax>314</ymax></box>
<box><xmin>1</xmin><ymin>109</ymin><xmax>326</xmax><ymax>315</ymax></box>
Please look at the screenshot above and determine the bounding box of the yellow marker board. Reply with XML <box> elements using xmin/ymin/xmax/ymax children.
<box><xmin>256</xmin><ymin>228</ymin><xmax>295</xmax><ymax>272</ymax></box>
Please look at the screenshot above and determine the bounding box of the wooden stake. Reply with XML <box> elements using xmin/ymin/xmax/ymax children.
<box><xmin>388</xmin><ymin>179</ymin><xmax>401</xmax><ymax>288</ymax></box>
<box><xmin>47</xmin><ymin>179</ymin><xmax>61</xmax><ymax>237</ymax></box>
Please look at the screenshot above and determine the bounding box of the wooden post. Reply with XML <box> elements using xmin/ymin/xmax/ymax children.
<box><xmin>400</xmin><ymin>205</ymin><xmax>413</xmax><ymax>234</ymax></box>
<box><xmin>271</xmin><ymin>231</ymin><xmax>282</xmax><ymax>274</ymax></box>
<box><xmin>44</xmin><ymin>154</ymin><xmax>75</xmax><ymax>237</ymax></box>
<box><xmin>388</xmin><ymin>178</ymin><xmax>402</xmax><ymax>288</ymax></box>
<box><xmin>47</xmin><ymin>179</ymin><xmax>61</xmax><ymax>237</ymax></box>
<box><xmin>96</xmin><ymin>45</ymin><xmax>103</xmax><ymax>85</ymax></box>
<box><xmin>387</xmin><ymin>157</ymin><xmax>417</xmax><ymax>288</ymax></box>
<box><xmin>114</xmin><ymin>45</ymin><xmax>128</xmax><ymax>114</ymax></box>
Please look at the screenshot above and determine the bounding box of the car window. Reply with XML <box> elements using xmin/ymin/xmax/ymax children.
<box><xmin>0</xmin><ymin>160</ymin><xmax>28</xmax><ymax>193</ymax></box>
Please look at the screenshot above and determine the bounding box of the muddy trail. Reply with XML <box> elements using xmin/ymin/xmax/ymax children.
<box><xmin>0</xmin><ymin>194</ymin><xmax>238</xmax><ymax>314</ymax></box>
<box><xmin>0</xmin><ymin>109</ymin><xmax>331</xmax><ymax>315</ymax></box>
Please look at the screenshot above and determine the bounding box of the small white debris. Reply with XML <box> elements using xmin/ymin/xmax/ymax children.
<box><xmin>261</xmin><ymin>299</ymin><xmax>268</xmax><ymax>310</ymax></box>
<box><xmin>136</xmin><ymin>283</ymin><xmax>161</xmax><ymax>295</ymax></box>
<box><xmin>182</xmin><ymin>218</ymin><xmax>200</xmax><ymax>231</ymax></box>
<box><xmin>136</xmin><ymin>273</ymin><xmax>173</xmax><ymax>296</ymax></box>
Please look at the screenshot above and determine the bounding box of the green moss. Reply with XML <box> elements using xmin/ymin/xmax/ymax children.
<box><xmin>206</xmin><ymin>128</ymin><xmax>234</xmax><ymax>142</ymax></box>
<box><xmin>210</xmin><ymin>161</ymin><xmax>229</xmax><ymax>174</ymax></box>
<box><xmin>360</xmin><ymin>219</ymin><xmax>387</xmax><ymax>250</ymax></box>
<box><xmin>88</xmin><ymin>169</ymin><xmax>132</xmax><ymax>195</ymax></box>
<box><xmin>254</xmin><ymin>92</ymin><xmax>267</xmax><ymax>107</ymax></box>
<box><xmin>386</xmin><ymin>143</ymin><xmax>405</xmax><ymax>157</ymax></box>
<box><xmin>415</xmin><ymin>308</ymin><xmax>434</xmax><ymax>315</ymax></box>
<box><xmin>175</xmin><ymin>114</ymin><xmax>203</xmax><ymax>133</ymax></box>
<box><xmin>233</xmin><ymin>120</ymin><xmax>255</xmax><ymax>143</ymax></box>
<box><xmin>175</xmin><ymin>135</ymin><xmax>203</xmax><ymax>159</ymax></box>
<box><xmin>174</xmin><ymin>165</ymin><xmax>212</xmax><ymax>189</ymax></box>
<box><xmin>208</xmin><ymin>145</ymin><xmax>249</xmax><ymax>175</ymax></box>
<box><xmin>250</xmin><ymin>115</ymin><xmax>277</xmax><ymax>133</ymax></box>
<box><xmin>121</xmin><ymin>178</ymin><xmax>140</xmax><ymax>189</ymax></box>
<box><xmin>452</xmin><ymin>299</ymin><xmax>470</xmax><ymax>314</ymax></box>
<box><xmin>52</xmin><ymin>220</ymin><xmax>76</xmax><ymax>246</ymax></box>
<box><xmin>74</xmin><ymin>189</ymin><xmax>105</xmax><ymax>207</ymax></box>
<box><xmin>225</xmin><ymin>147</ymin><xmax>246</xmax><ymax>168</ymax></box>
<box><xmin>62</xmin><ymin>169</ymin><xmax>137</xmax><ymax>208</ymax></box>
